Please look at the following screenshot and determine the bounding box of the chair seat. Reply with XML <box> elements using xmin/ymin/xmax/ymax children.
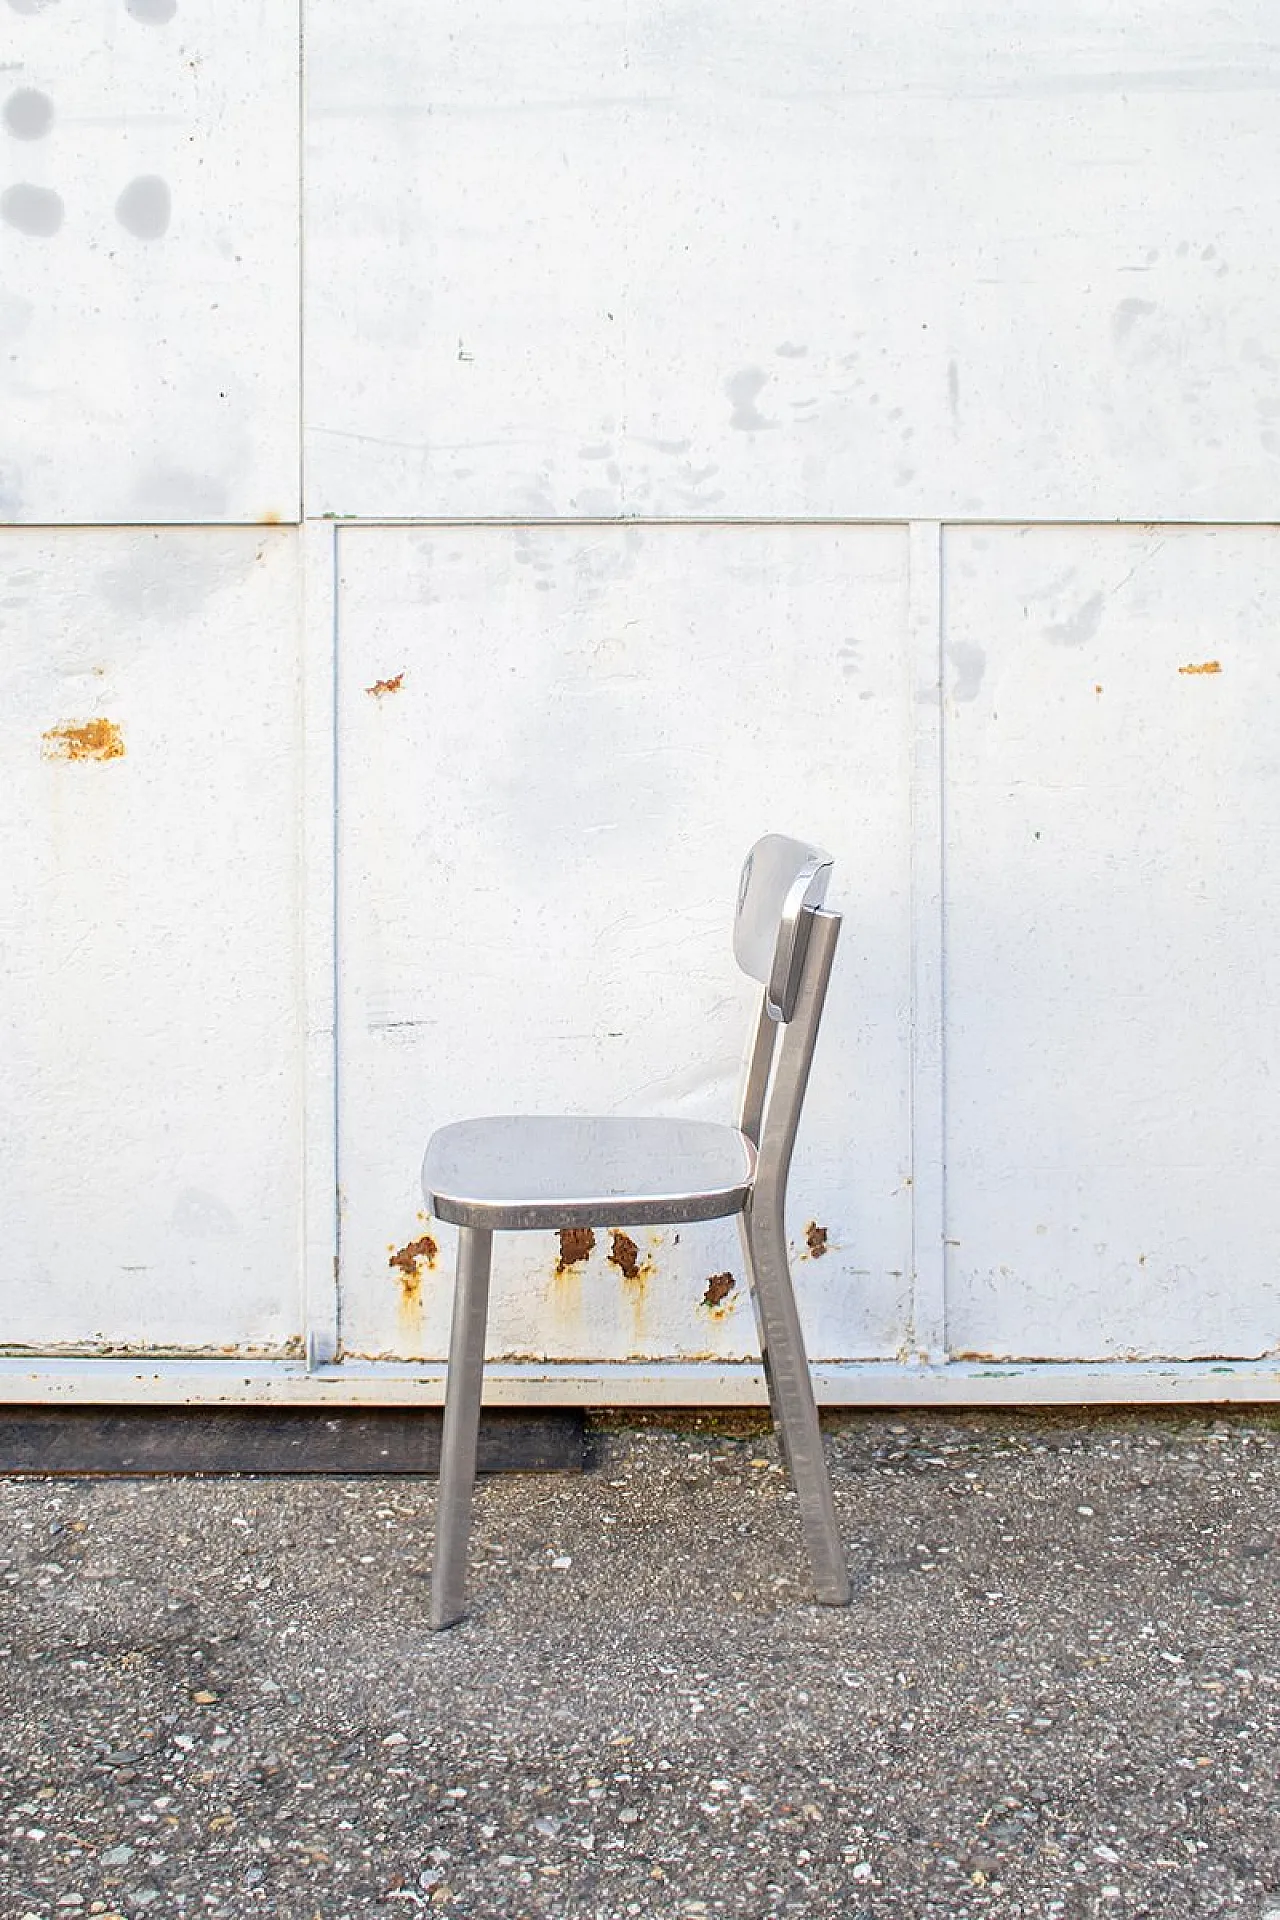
<box><xmin>421</xmin><ymin>1115</ymin><xmax>756</xmax><ymax>1230</ymax></box>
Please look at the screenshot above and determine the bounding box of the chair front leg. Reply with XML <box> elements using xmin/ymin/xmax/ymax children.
<box><xmin>430</xmin><ymin>1225</ymin><xmax>495</xmax><ymax>1631</ymax></box>
<box><xmin>741</xmin><ymin>1196</ymin><xmax>851</xmax><ymax>1606</ymax></box>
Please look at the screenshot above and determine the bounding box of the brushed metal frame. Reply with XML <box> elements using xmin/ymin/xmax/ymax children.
<box><xmin>422</xmin><ymin>838</ymin><xmax>850</xmax><ymax>1630</ymax></box>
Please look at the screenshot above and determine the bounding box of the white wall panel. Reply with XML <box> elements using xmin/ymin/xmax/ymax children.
<box><xmin>943</xmin><ymin>526</ymin><xmax>1280</xmax><ymax>1361</ymax></box>
<box><xmin>335</xmin><ymin>524</ymin><xmax>913</xmax><ymax>1363</ymax></box>
<box><xmin>305</xmin><ymin>0</ymin><xmax>1280</xmax><ymax>522</ymax></box>
<box><xmin>1</xmin><ymin>0</ymin><xmax>299</xmax><ymax>524</ymax></box>
<box><xmin>0</xmin><ymin>529</ymin><xmax>304</xmax><ymax>1349</ymax></box>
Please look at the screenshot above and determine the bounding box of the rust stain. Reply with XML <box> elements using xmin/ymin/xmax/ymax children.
<box><xmin>388</xmin><ymin>1233</ymin><xmax>438</xmax><ymax>1303</ymax></box>
<box><xmin>608</xmin><ymin>1229</ymin><xmax>642</xmax><ymax>1279</ymax></box>
<box><xmin>1178</xmin><ymin>660</ymin><xmax>1222</xmax><ymax>675</ymax></box>
<box><xmin>556</xmin><ymin>1226</ymin><xmax>596</xmax><ymax>1273</ymax></box>
<box><xmin>42</xmin><ymin>718</ymin><xmax>125</xmax><ymax>763</ymax></box>
<box><xmin>261</xmin><ymin>510</ymin><xmax>283</xmax><ymax>526</ymax></box>
<box><xmin>607</xmin><ymin>1229</ymin><xmax>656</xmax><ymax>1289</ymax></box>
<box><xmin>804</xmin><ymin>1221</ymin><xmax>829</xmax><ymax>1259</ymax></box>
<box><xmin>366</xmin><ymin>672</ymin><xmax>405</xmax><ymax>697</ymax></box>
<box><xmin>702</xmin><ymin>1272</ymin><xmax>737</xmax><ymax>1311</ymax></box>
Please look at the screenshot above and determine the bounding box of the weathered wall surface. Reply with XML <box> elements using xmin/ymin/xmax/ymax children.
<box><xmin>3</xmin><ymin>0</ymin><xmax>1278</xmax><ymax>1400</ymax></box>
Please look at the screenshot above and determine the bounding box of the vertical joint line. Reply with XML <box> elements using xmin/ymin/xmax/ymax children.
<box><xmin>907</xmin><ymin>521</ymin><xmax>947</xmax><ymax>1363</ymax></box>
<box><xmin>296</xmin><ymin>0</ymin><xmax>306</xmax><ymax>521</ymax></box>
<box><xmin>328</xmin><ymin>521</ymin><xmax>341</xmax><ymax>1355</ymax></box>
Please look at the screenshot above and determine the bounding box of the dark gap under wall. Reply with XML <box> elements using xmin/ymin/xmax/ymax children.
<box><xmin>0</xmin><ymin>1408</ymin><xmax>584</xmax><ymax>1476</ymax></box>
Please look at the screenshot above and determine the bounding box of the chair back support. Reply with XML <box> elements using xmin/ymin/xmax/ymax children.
<box><xmin>735</xmin><ymin>838</ymin><xmax>840</xmax><ymax>1183</ymax></box>
<box><xmin>734</xmin><ymin>835</ymin><xmax>833</xmax><ymax>1022</ymax></box>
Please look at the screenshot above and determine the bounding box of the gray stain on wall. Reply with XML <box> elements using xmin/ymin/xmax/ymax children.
<box><xmin>1</xmin><ymin>181</ymin><xmax>63</xmax><ymax>235</ymax></box>
<box><xmin>3</xmin><ymin>87</ymin><xmax>54</xmax><ymax>139</ymax></box>
<box><xmin>948</xmin><ymin>641</ymin><xmax>986</xmax><ymax>703</ymax></box>
<box><xmin>115</xmin><ymin>174</ymin><xmax>171</xmax><ymax>239</ymax></box>
<box><xmin>1045</xmin><ymin>590</ymin><xmax>1105</xmax><ymax>649</ymax></box>
<box><xmin>125</xmin><ymin>0</ymin><xmax>177</xmax><ymax>21</ymax></box>
<box><xmin>725</xmin><ymin>368</ymin><xmax>777</xmax><ymax>431</ymax></box>
<box><xmin>1112</xmin><ymin>297</ymin><xmax>1157</xmax><ymax>344</ymax></box>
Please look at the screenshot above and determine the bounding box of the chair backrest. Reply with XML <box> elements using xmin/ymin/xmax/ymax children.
<box><xmin>734</xmin><ymin>837</ymin><xmax>841</xmax><ymax>1179</ymax></box>
<box><xmin>734</xmin><ymin>834</ymin><xmax>833</xmax><ymax>1022</ymax></box>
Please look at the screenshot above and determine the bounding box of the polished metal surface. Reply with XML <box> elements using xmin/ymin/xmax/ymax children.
<box><xmin>423</xmin><ymin>842</ymin><xmax>849</xmax><ymax>1629</ymax></box>
<box><xmin>739</xmin><ymin>907</ymin><xmax>851</xmax><ymax>1604</ymax></box>
<box><xmin>431</xmin><ymin>1226</ymin><xmax>494</xmax><ymax>1631</ymax></box>
<box><xmin>733</xmin><ymin>834</ymin><xmax>833</xmax><ymax>1021</ymax></box>
<box><xmin>422</xmin><ymin>1117</ymin><xmax>756</xmax><ymax>1230</ymax></box>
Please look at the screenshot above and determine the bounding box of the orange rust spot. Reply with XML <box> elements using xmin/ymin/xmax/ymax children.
<box><xmin>261</xmin><ymin>510</ymin><xmax>283</xmax><ymax>525</ymax></box>
<box><xmin>388</xmin><ymin>1234</ymin><xmax>438</xmax><ymax>1302</ymax></box>
<box><xmin>608</xmin><ymin>1230</ymin><xmax>642</xmax><ymax>1279</ymax></box>
<box><xmin>41</xmin><ymin>718</ymin><xmax>125</xmax><ymax>763</ymax></box>
<box><xmin>702</xmin><ymin>1272</ymin><xmax>736</xmax><ymax>1310</ymax></box>
<box><xmin>366</xmin><ymin>672</ymin><xmax>405</xmax><ymax>697</ymax></box>
<box><xmin>607</xmin><ymin>1229</ymin><xmax>655</xmax><ymax>1288</ymax></box>
<box><xmin>1094</xmin><ymin>684</ymin><xmax>1103</xmax><ymax>696</ymax></box>
<box><xmin>1178</xmin><ymin>660</ymin><xmax>1222</xmax><ymax>675</ymax></box>
<box><xmin>557</xmin><ymin>1226</ymin><xmax>596</xmax><ymax>1273</ymax></box>
<box><xmin>804</xmin><ymin>1221</ymin><xmax>829</xmax><ymax>1259</ymax></box>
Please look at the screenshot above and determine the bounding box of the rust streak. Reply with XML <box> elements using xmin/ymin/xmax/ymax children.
<box><xmin>388</xmin><ymin>1233</ymin><xmax>438</xmax><ymax>1303</ymax></box>
<box><xmin>804</xmin><ymin>1221</ymin><xmax>829</xmax><ymax>1259</ymax></box>
<box><xmin>1178</xmin><ymin>660</ymin><xmax>1222</xmax><ymax>675</ymax></box>
<box><xmin>702</xmin><ymin>1272</ymin><xmax>736</xmax><ymax>1310</ymax></box>
<box><xmin>556</xmin><ymin>1226</ymin><xmax>596</xmax><ymax>1273</ymax></box>
<box><xmin>366</xmin><ymin>672</ymin><xmax>405</xmax><ymax>697</ymax></box>
<box><xmin>41</xmin><ymin>718</ymin><xmax>125</xmax><ymax>763</ymax></box>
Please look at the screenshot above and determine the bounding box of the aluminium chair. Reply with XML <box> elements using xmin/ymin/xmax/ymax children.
<box><xmin>420</xmin><ymin>834</ymin><xmax>852</xmax><ymax>1630</ymax></box>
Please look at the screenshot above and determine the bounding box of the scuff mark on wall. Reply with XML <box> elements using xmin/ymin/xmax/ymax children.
<box><xmin>41</xmin><ymin>718</ymin><xmax>125</xmax><ymax>762</ymax></box>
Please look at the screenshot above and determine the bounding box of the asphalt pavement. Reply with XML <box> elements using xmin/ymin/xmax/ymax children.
<box><xmin>3</xmin><ymin>1407</ymin><xmax>1280</xmax><ymax>1919</ymax></box>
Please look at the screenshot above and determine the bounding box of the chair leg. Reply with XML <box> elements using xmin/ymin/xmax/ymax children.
<box><xmin>737</xmin><ymin>1214</ymin><xmax>791</xmax><ymax>1476</ymax></box>
<box><xmin>430</xmin><ymin>1225</ymin><xmax>494</xmax><ymax>1632</ymax></box>
<box><xmin>741</xmin><ymin>1200</ymin><xmax>851</xmax><ymax>1606</ymax></box>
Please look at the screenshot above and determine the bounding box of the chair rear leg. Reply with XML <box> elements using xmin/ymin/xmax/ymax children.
<box><xmin>737</xmin><ymin>1214</ymin><xmax>791</xmax><ymax>1477</ymax></box>
<box><xmin>430</xmin><ymin>1225</ymin><xmax>494</xmax><ymax>1631</ymax></box>
<box><xmin>741</xmin><ymin>1200</ymin><xmax>851</xmax><ymax>1605</ymax></box>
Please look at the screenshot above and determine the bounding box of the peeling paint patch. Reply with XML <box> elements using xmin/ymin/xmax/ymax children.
<box><xmin>702</xmin><ymin>1271</ymin><xmax>736</xmax><ymax>1310</ymax></box>
<box><xmin>557</xmin><ymin>1226</ymin><xmax>595</xmax><ymax>1273</ymax></box>
<box><xmin>41</xmin><ymin>718</ymin><xmax>125</xmax><ymax>762</ymax></box>
<box><xmin>608</xmin><ymin>1230</ymin><xmax>641</xmax><ymax>1280</ymax></box>
<box><xmin>804</xmin><ymin>1221</ymin><xmax>829</xmax><ymax>1259</ymax></box>
<box><xmin>388</xmin><ymin>1233</ymin><xmax>437</xmax><ymax>1301</ymax></box>
<box><xmin>607</xmin><ymin>1229</ymin><xmax>658</xmax><ymax>1288</ymax></box>
<box><xmin>366</xmin><ymin>672</ymin><xmax>404</xmax><ymax>697</ymax></box>
<box><xmin>1178</xmin><ymin>660</ymin><xmax>1221</xmax><ymax>675</ymax></box>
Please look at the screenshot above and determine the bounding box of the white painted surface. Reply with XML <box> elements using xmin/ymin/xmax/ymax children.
<box><xmin>3</xmin><ymin>6</ymin><xmax>1280</xmax><ymax>1400</ymax></box>
<box><xmin>943</xmin><ymin>526</ymin><xmax>1280</xmax><ymax>1361</ymax></box>
<box><xmin>1</xmin><ymin>0</ymin><xmax>299</xmax><ymax>524</ymax></box>
<box><xmin>305</xmin><ymin>0</ymin><xmax>1280</xmax><ymax>522</ymax></box>
<box><xmin>334</xmin><ymin>524</ymin><xmax>914</xmax><ymax>1363</ymax></box>
<box><xmin>0</xmin><ymin>529</ymin><xmax>304</xmax><ymax>1350</ymax></box>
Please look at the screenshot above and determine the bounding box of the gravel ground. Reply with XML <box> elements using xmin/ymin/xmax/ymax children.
<box><xmin>2</xmin><ymin>1408</ymin><xmax>1280</xmax><ymax>1919</ymax></box>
